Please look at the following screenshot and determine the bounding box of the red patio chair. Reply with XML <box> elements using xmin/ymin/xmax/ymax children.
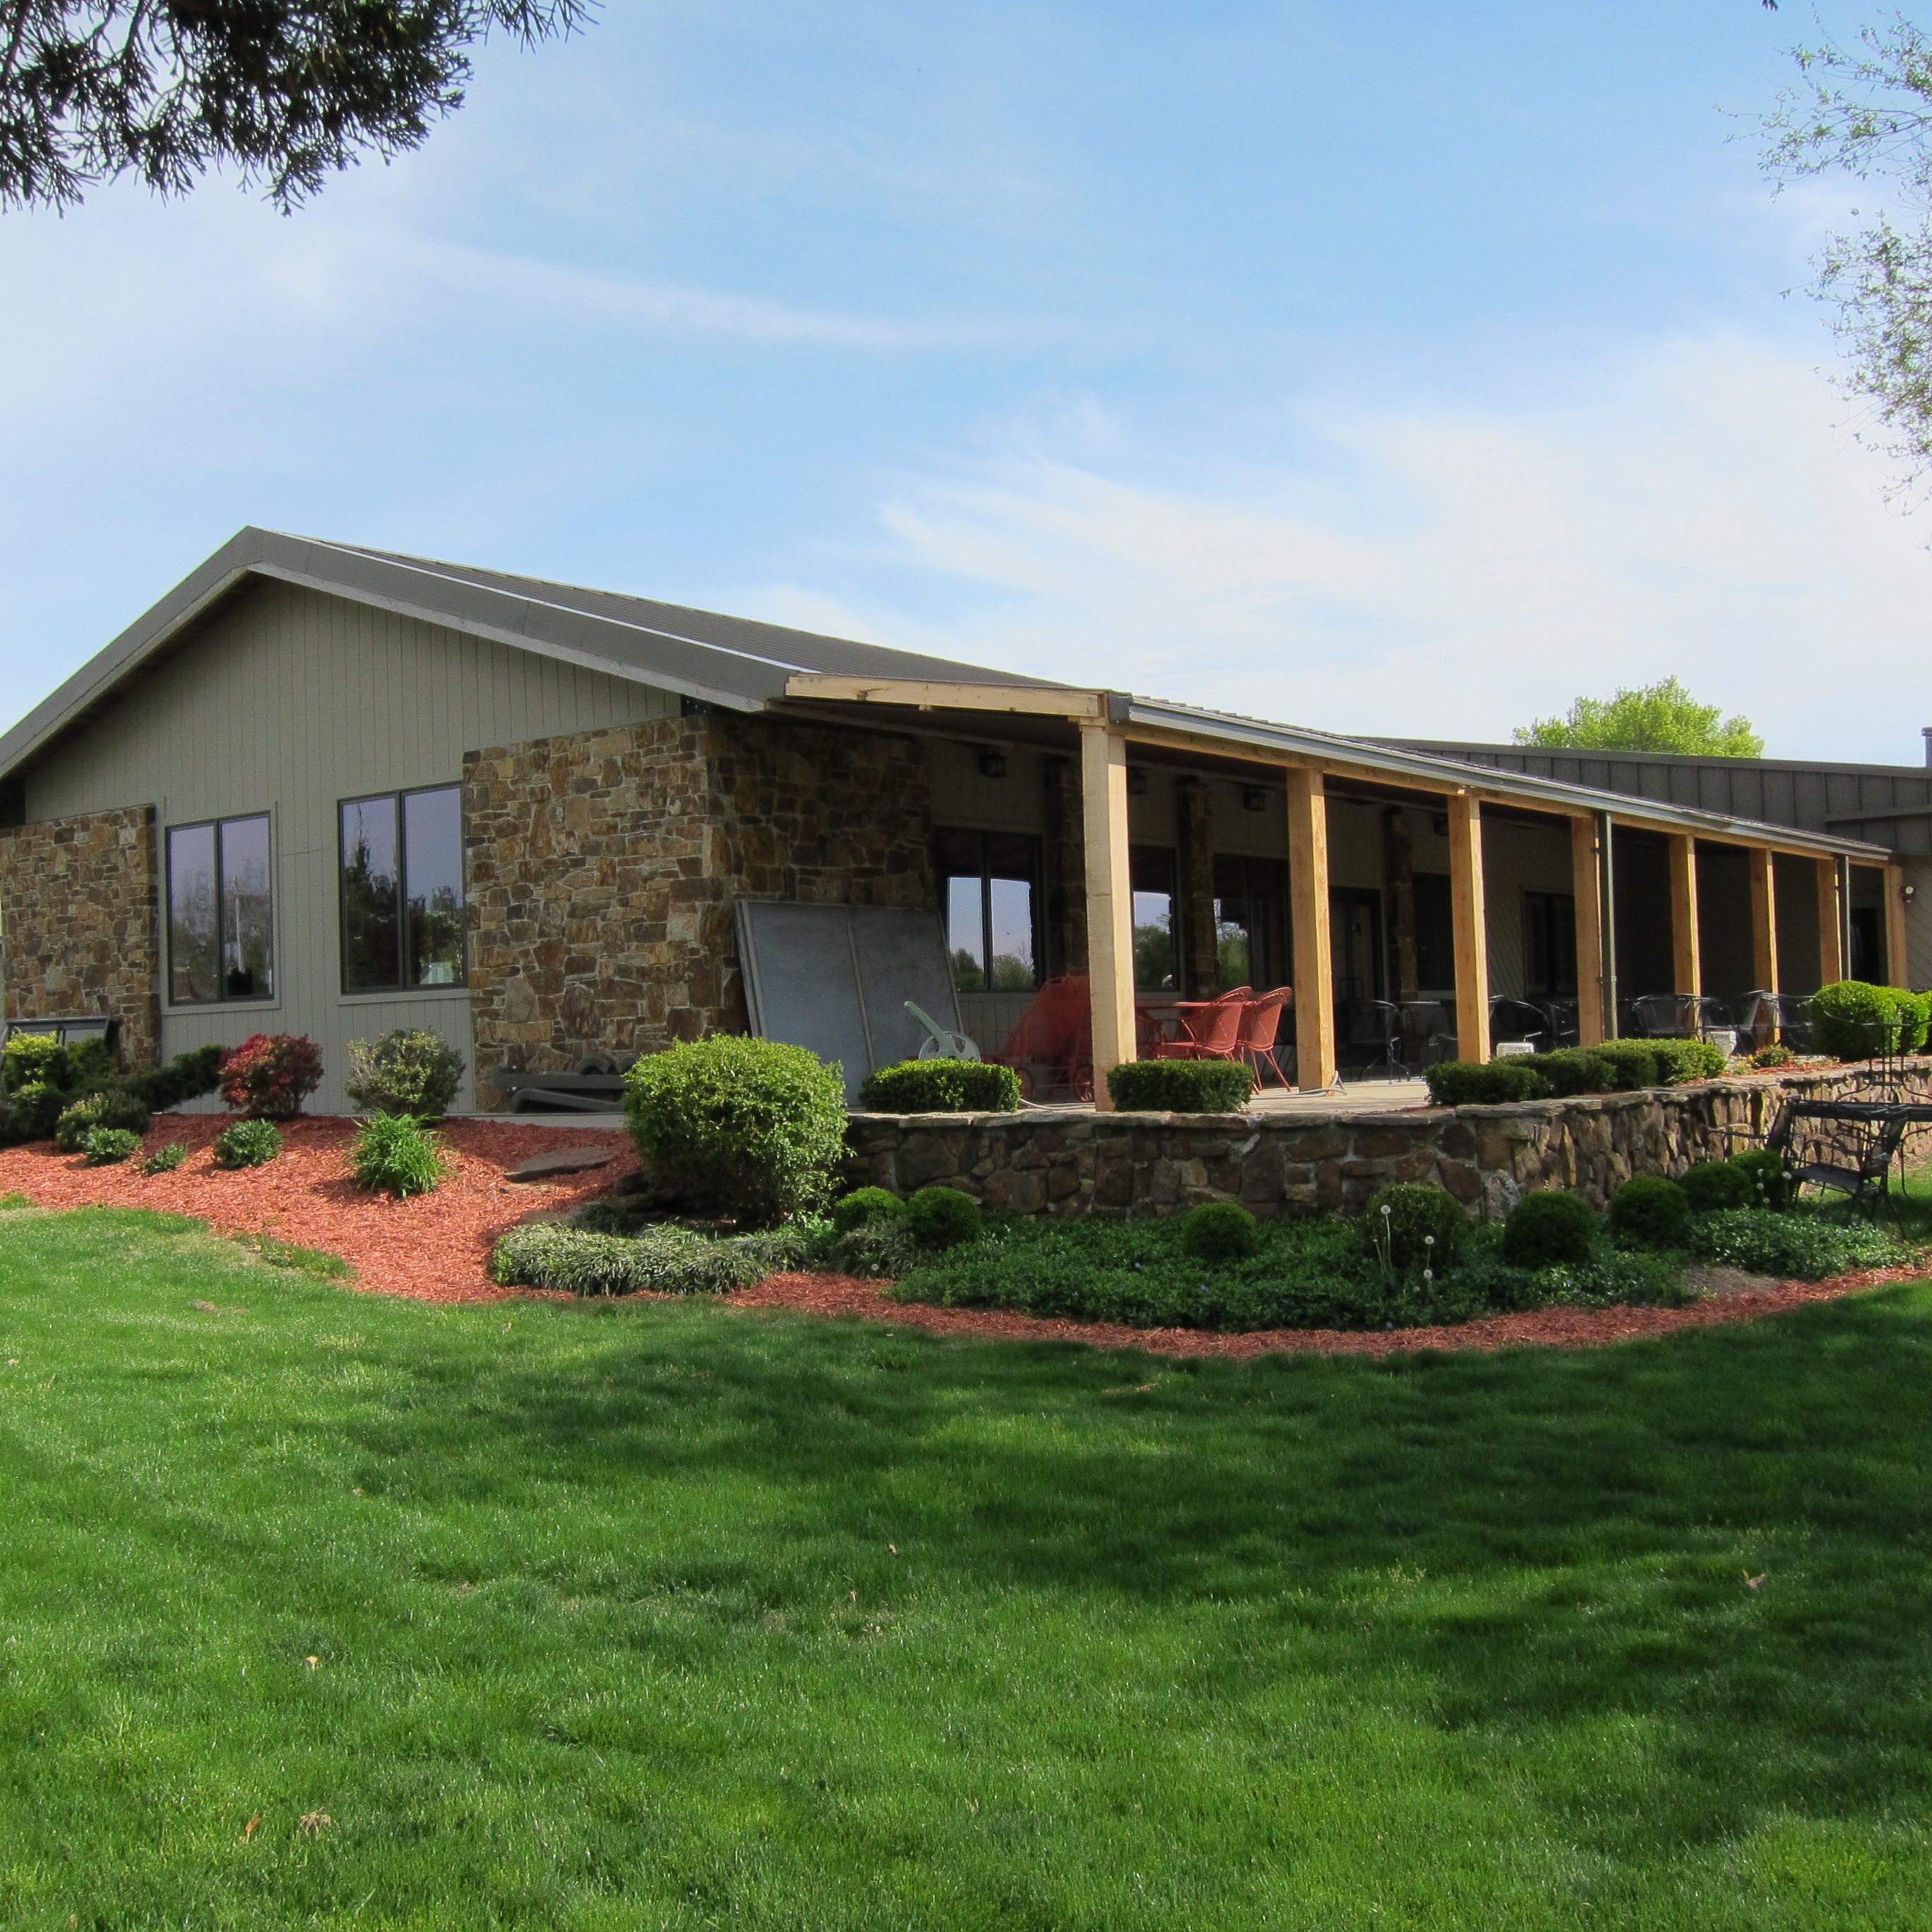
<box><xmin>1152</xmin><ymin>997</ymin><xmax>1246</xmax><ymax>1063</ymax></box>
<box><xmin>1234</xmin><ymin>986</ymin><xmax>1292</xmax><ymax>1089</ymax></box>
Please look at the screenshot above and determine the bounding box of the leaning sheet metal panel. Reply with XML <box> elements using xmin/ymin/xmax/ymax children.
<box><xmin>734</xmin><ymin>902</ymin><xmax>962</xmax><ymax>1097</ymax></box>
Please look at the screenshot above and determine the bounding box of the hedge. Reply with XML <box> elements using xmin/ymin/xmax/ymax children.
<box><xmin>1104</xmin><ymin>1059</ymin><xmax>1255</xmax><ymax>1113</ymax></box>
<box><xmin>859</xmin><ymin>1059</ymin><xmax>1022</xmax><ymax>1114</ymax></box>
<box><xmin>1424</xmin><ymin>1060</ymin><xmax>1551</xmax><ymax>1106</ymax></box>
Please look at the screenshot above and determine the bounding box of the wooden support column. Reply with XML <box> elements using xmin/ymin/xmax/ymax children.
<box><xmin>1285</xmin><ymin>768</ymin><xmax>1336</xmax><ymax>1091</ymax></box>
<box><xmin>1885</xmin><ymin>863</ymin><xmax>1911</xmax><ymax>989</ymax></box>
<box><xmin>1816</xmin><ymin>858</ymin><xmax>1845</xmax><ymax>984</ymax></box>
<box><xmin>1668</xmin><ymin>833</ymin><xmax>1700</xmax><ymax>996</ymax></box>
<box><xmin>1569</xmin><ymin>816</ymin><xmax>1606</xmax><ymax>1046</ymax></box>
<box><xmin>1448</xmin><ymin>791</ymin><xmax>1490</xmax><ymax>1066</ymax></box>
<box><xmin>1747</xmin><ymin>847</ymin><xmax>1779</xmax><ymax>997</ymax></box>
<box><xmin>1079</xmin><ymin>724</ymin><xmax>1136</xmax><ymax>1109</ymax></box>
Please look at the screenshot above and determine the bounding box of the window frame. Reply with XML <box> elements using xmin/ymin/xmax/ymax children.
<box><xmin>337</xmin><ymin>784</ymin><xmax>468</xmax><ymax>997</ymax></box>
<box><xmin>165</xmin><ymin>810</ymin><xmax>278</xmax><ymax>1009</ymax></box>
<box><xmin>934</xmin><ymin>827</ymin><xmax>1044</xmax><ymax>995</ymax></box>
<box><xmin>1522</xmin><ymin>889</ymin><xmax>1579</xmax><ymax>997</ymax></box>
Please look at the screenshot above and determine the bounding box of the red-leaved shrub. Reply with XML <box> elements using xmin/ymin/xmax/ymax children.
<box><xmin>219</xmin><ymin>1034</ymin><xmax>324</xmax><ymax>1119</ymax></box>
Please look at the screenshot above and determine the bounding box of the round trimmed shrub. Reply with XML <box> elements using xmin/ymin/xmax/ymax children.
<box><xmin>1729</xmin><ymin>1148</ymin><xmax>1789</xmax><ymax>1210</ymax></box>
<box><xmin>1679</xmin><ymin>1160</ymin><xmax>1754</xmax><ymax>1213</ymax></box>
<box><xmin>830</xmin><ymin>1186</ymin><xmax>905</xmax><ymax>1235</ymax></box>
<box><xmin>82</xmin><ymin>1126</ymin><xmax>141</xmax><ymax>1166</ymax></box>
<box><xmin>1180</xmin><ymin>1201</ymin><xmax>1260</xmax><ymax>1264</ymax></box>
<box><xmin>904</xmin><ymin>1186</ymin><xmax>983</xmax><ymax>1250</ymax></box>
<box><xmin>219</xmin><ymin>1034</ymin><xmax>323</xmax><ymax>1119</ymax></box>
<box><xmin>1810</xmin><ymin>981</ymin><xmax>1931</xmax><ymax>1060</ymax></box>
<box><xmin>1499</xmin><ymin>1190</ymin><xmax>1599</xmax><ymax>1269</ymax></box>
<box><xmin>859</xmin><ymin>1059</ymin><xmax>1022</xmax><ymax>1114</ymax></box>
<box><xmin>1607</xmin><ymin>1174</ymin><xmax>1692</xmax><ymax>1250</ymax></box>
<box><xmin>345</xmin><ymin>1029</ymin><xmax>465</xmax><ymax>1119</ymax></box>
<box><xmin>54</xmin><ymin>1087</ymin><xmax>150</xmax><ymax>1153</ymax></box>
<box><xmin>1360</xmin><ymin>1183</ymin><xmax>1466</xmax><ymax>1273</ymax></box>
<box><xmin>212</xmin><ymin>1119</ymin><xmax>282</xmax><ymax>1169</ymax></box>
<box><xmin>625</xmin><ymin>1036</ymin><xmax>847</xmax><ymax>1227</ymax></box>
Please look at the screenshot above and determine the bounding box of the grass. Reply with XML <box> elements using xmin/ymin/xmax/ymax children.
<box><xmin>0</xmin><ymin>1207</ymin><xmax>1930</xmax><ymax>1926</ymax></box>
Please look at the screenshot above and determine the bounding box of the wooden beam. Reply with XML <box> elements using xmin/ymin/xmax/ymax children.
<box><xmin>1668</xmin><ymin>834</ymin><xmax>1700</xmax><ymax>995</ymax></box>
<box><xmin>1817</xmin><ymin>857</ymin><xmax>1845</xmax><ymax>984</ymax></box>
<box><xmin>1570</xmin><ymin>816</ymin><xmax>1606</xmax><ymax>1046</ymax></box>
<box><xmin>1448</xmin><ymin>792</ymin><xmax>1490</xmax><ymax>1066</ymax></box>
<box><xmin>1285</xmin><ymin>768</ymin><xmax>1337</xmax><ymax>1091</ymax></box>
<box><xmin>786</xmin><ymin>673</ymin><xmax>1108</xmax><ymax>720</ymax></box>
<box><xmin>1886</xmin><ymin>863</ymin><xmax>1911</xmax><ymax>989</ymax></box>
<box><xmin>1079</xmin><ymin>724</ymin><xmax>1136</xmax><ymax>1109</ymax></box>
<box><xmin>1747</xmin><ymin>847</ymin><xmax>1779</xmax><ymax>1005</ymax></box>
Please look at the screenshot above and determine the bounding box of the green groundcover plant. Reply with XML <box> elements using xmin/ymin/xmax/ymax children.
<box><xmin>491</xmin><ymin>1221</ymin><xmax>809</xmax><ymax>1296</ymax></box>
<box><xmin>211</xmin><ymin>1119</ymin><xmax>282</xmax><ymax>1169</ymax></box>
<box><xmin>350</xmin><ymin>1114</ymin><xmax>450</xmax><ymax>1198</ymax></box>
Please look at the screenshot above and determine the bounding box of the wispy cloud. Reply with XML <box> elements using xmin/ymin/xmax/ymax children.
<box><xmin>751</xmin><ymin>335</ymin><xmax>1932</xmax><ymax>763</ymax></box>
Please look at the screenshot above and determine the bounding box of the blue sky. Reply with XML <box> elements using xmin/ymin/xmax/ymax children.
<box><xmin>1</xmin><ymin>0</ymin><xmax>1926</xmax><ymax>758</ymax></box>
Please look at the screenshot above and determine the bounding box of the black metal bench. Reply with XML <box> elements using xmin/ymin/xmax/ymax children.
<box><xmin>1767</xmin><ymin>1099</ymin><xmax>1932</xmax><ymax>1212</ymax></box>
<box><xmin>491</xmin><ymin>1055</ymin><xmax>636</xmax><ymax>1114</ymax></box>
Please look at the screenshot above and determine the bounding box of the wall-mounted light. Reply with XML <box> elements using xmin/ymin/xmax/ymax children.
<box><xmin>1904</xmin><ymin>881</ymin><xmax>1919</xmax><ymax>904</ymax></box>
<box><xmin>1240</xmin><ymin>787</ymin><xmax>1267</xmax><ymax>813</ymax></box>
<box><xmin>977</xmin><ymin>748</ymin><xmax>1008</xmax><ymax>779</ymax></box>
<box><xmin>1127</xmin><ymin>768</ymin><xmax>1150</xmax><ymax>796</ymax></box>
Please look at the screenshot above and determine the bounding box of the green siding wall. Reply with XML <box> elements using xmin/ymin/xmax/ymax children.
<box><xmin>20</xmin><ymin>578</ymin><xmax>678</xmax><ymax>1114</ymax></box>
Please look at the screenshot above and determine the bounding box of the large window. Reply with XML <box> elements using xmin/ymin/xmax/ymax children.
<box><xmin>167</xmin><ymin>814</ymin><xmax>273</xmax><ymax>1004</ymax></box>
<box><xmin>1522</xmin><ymin>890</ymin><xmax>1578</xmax><ymax>996</ymax></box>
<box><xmin>1131</xmin><ymin>845</ymin><xmax>1177</xmax><ymax>991</ymax></box>
<box><xmin>340</xmin><ymin>786</ymin><xmax>465</xmax><ymax>992</ymax></box>
<box><xmin>1211</xmin><ymin>854</ymin><xmax>1287</xmax><ymax>989</ymax></box>
<box><xmin>1414</xmin><ymin>872</ymin><xmax>1455</xmax><ymax>991</ymax></box>
<box><xmin>936</xmin><ymin>829</ymin><xmax>1039</xmax><ymax>992</ymax></box>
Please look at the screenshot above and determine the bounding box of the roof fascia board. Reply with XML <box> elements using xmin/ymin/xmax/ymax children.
<box><xmin>782</xmin><ymin>672</ymin><xmax>1101</xmax><ymax>718</ymax></box>
<box><xmin>1387</xmin><ymin>736</ymin><xmax>1932</xmax><ymax>785</ymax></box>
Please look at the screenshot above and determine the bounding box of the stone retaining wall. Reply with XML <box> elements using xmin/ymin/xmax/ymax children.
<box><xmin>845</xmin><ymin>1064</ymin><xmax>1932</xmax><ymax>1220</ymax></box>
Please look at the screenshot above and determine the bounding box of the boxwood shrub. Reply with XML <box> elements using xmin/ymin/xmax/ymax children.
<box><xmin>1181</xmin><ymin>1201</ymin><xmax>1261</xmax><ymax>1264</ymax></box>
<box><xmin>1424</xmin><ymin>1060</ymin><xmax>1551</xmax><ymax>1106</ymax></box>
<box><xmin>1678</xmin><ymin>1159</ymin><xmax>1754</xmax><ymax>1213</ymax></box>
<box><xmin>1589</xmin><ymin>1041</ymin><xmax>1661</xmax><ymax>1091</ymax></box>
<box><xmin>1607</xmin><ymin>1174</ymin><xmax>1692</xmax><ymax>1250</ymax></box>
<box><xmin>1105</xmin><ymin>1059</ymin><xmax>1254</xmax><ymax>1113</ymax></box>
<box><xmin>1520</xmin><ymin>1048</ymin><xmax>1615</xmax><ymax>1096</ymax></box>
<box><xmin>1646</xmin><ymin>1038</ymin><xmax>1729</xmax><ymax>1084</ymax></box>
<box><xmin>1359</xmin><ymin>1183</ymin><xmax>1466</xmax><ymax>1274</ymax></box>
<box><xmin>859</xmin><ymin>1059</ymin><xmax>1022</xmax><ymax>1114</ymax></box>
<box><xmin>903</xmin><ymin>1186</ymin><xmax>983</xmax><ymax>1249</ymax></box>
<box><xmin>1498</xmin><ymin>1190</ymin><xmax>1598</xmax><ymax>1269</ymax></box>
<box><xmin>830</xmin><ymin>1186</ymin><xmax>904</xmax><ymax>1234</ymax></box>
<box><xmin>1810</xmin><ymin>980</ymin><xmax>1932</xmax><ymax>1060</ymax></box>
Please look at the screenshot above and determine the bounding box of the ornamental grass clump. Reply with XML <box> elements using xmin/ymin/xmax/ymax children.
<box><xmin>350</xmin><ymin>1114</ymin><xmax>449</xmax><ymax>1198</ymax></box>
<box><xmin>624</xmin><ymin>1036</ymin><xmax>847</xmax><ymax>1227</ymax></box>
<box><xmin>345</xmin><ymin>1030</ymin><xmax>465</xmax><ymax>1120</ymax></box>
<box><xmin>212</xmin><ymin>1119</ymin><xmax>282</xmax><ymax>1169</ymax></box>
<box><xmin>219</xmin><ymin>1034</ymin><xmax>323</xmax><ymax>1119</ymax></box>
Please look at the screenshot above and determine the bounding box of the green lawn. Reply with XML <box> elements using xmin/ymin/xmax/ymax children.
<box><xmin>1</xmin><ymin>1208</ymin><xmax>1931</xmax><ymax>1929</ymax></box>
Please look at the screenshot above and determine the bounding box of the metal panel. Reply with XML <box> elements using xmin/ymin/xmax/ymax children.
<box><xmin>735</xmin><ymin>901</ymin><xmax>961</xmax><ymax>1099</ymax></box>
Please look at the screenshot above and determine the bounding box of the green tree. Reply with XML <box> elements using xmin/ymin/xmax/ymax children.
<box><xmin>1761</xmin><ymin>14</ymin><xmax>1932</xmax><ymax>496</ymax></box>
<box><xmin>0</xmin><ymin>0</ymin><xmax>587</xmax><ymax>212</ymax></box>
<box><xmin>1513</xmin><ymin>677</ymin><xmax>1764</xmax><ymax>756</ymax></box>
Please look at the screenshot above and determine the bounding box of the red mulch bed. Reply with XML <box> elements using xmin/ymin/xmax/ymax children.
<box><xmin>724</xmin><ymin>1263</ymin><xmax>1931</xmax><ymax>1359</ymax></box>
<box><xmin>0</xmin><ymin>1114</ymin><xmax>636</xmax><ymax>1302</ymax></box>
<box><xmin>1</xmin><ymin>1114</ymin><xmax>1921</xmax><ymax>1354</ymax></box>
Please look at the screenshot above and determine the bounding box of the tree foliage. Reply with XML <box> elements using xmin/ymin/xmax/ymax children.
<box><xmin>0</xmin><ymin>0</ymin><xmax>588</xmax><ymax>212</ymax></box>
<box><xmin>1512</xmin><ymin>676</ymin><xmax>1764</xmax><ymax>756</ymax></box>
<box><xmin>1762</xmin><ymin>13</ymin><xmax>1932</xmax><ymax>497</ymax></box>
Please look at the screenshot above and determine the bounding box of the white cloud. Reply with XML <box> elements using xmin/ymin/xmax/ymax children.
<box><xmin>752</xmin><ymin>335</ymin><xmax>1932</xmax><ymax>763</ymax></box>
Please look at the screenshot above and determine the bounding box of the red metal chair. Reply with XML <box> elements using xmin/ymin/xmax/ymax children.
<box><xmin>988</xmin><ymin>974</ymin><xmax>1094</xmax><ymax>1101</ymax></box>
<box><xmin>1234</xmin><ymin>986</ymin><xmax>1292</xmax><ymax>1089</ymax></box>
<box><xmin>1152</xmin><ymin>996</ymin><xmax>1246</xmax><ymax>1063</ymax></box>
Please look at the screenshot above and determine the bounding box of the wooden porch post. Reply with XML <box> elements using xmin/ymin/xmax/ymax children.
<box><xmin>1747</xmin><ymin>846</ymin><xmax>1779</xmax><ymax>1039</ymax></box>
<box><xmin>1080</xmin><ymin>724</ymin><xmax>1136</xmax><ymax>1109</ymax></box>
<box><xmin>1816</xmin><ymin>857</ymin><xmax>1845</xmax><ymax>984</ymax></box>
<box><xmin>1285</xmin><ymin>768</ymin><xmax>1337</xmax><ymax>1091</ymax></box>
<box><xmin>1668</xmin><ymin>833</ymin><xmax>1700</xmax><ymax>996</ymax></box>
<box><xmin>1448</xmin><ymin>791</ymin><xmax>1490</xmax><ymax>1065</ymax></box>
<box><xmin>1885</xmin><ymin>863</ymin><xmax>1911</xmax><ymax>989</ymax></box>
<box><xmin>1569</xmin><ymin>815</ymin><xmax>1606</xmax><ymax>1046</ymax></box>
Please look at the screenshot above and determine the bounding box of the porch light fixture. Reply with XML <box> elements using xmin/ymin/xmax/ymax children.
<box><xmin>1241</xmin><ymin>787</ymin><xmax>1267</xmax><ymax>812</ymax></box>
<box><xmin>977</xmin><ymin>748</ymin><xmax>1008</xmax><ymax>779</ymax></box>
<box><xmin>1904</xmin><ymin>882</ymin><xmax>1919</xmax><ymax>904</ymax></box>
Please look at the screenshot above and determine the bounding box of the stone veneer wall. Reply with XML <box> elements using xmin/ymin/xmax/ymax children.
<box><xmin>464</xmin><ymin>711</ymin><xmax>931</xmax><ymax>1092</ymax></box>
<box><xmin>0</xmin><ymin>804</ymin><xmax>160</xmax><ymax>1068</ymax></box>
<box><xmin>845</xmin><ymin>1063</ymin><xmax>1932</xmax><ymax>1220</ymax></box>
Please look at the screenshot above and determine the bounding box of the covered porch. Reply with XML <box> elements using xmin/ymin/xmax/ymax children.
<box><xmin>785</xmin><ymin>677</ymin><xmax>1901</xmax><ymax>1109</ymax></box>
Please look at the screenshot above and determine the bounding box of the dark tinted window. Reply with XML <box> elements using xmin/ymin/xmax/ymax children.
<box><xmin>1414</xmin><ymin>872</ymin><xmax>1455</xmax><ymax>991</ymax></box>
<box><xmin>341</xmin><ymin>786</ymin><xmax>465</xmax><ymax>992</ymax></box>
<box><xmin>935</xmin><ymin>828</ymin><xmax>1039</xmax><ymax>992</ymax></box>
<box><xmin>167</xmin><ymin>816</ymin><xmax>273</xmax><ymax>1004</ymax></box>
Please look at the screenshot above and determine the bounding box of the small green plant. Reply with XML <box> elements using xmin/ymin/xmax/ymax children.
<box><xmin>904</xmin><ymin>1186</ymin><xmax>983</xmax><ymax>1250</ymax></box>
<box><xmin>345</xmin><ymin>1029</ymin><xmax>466</xmax><ymax>1119</ymax></box>
<box><xmin>859</xmin><ymin>1059</ymin><xmax>1022</xmax><ymax>1114</ymax></box>
<box><xmin>1679</xmin><ymin>1160</ymin><xmax>1755</xmax><ymax>1213</ymax></box>
<box><xmin>81</xmin><ymin>1126</ymin><xmax>141</xmax><ymax>1165</ymax></box>
<box><xmin>1730</xmin><ymin>1148</ymin><xmax>1789</xmax><ymax>1210</ymax></box>
<box><xmin>1499</xmin><ymin>1191</ymin><xmax>1599</xmax><ymax>1269</ymax></box>
<box><xmin>1424</xmin><ymin>1061</ymin><xmax>1551</xmax><ymax>1106</ymax></box>
<box><xmin>1104</xmin><ymin>1059</ymin><xmax>1255</xmax><ymax>1113</ymax></box>
<box><xmin>1180</xmin><ymin>1201</ymin><xmax>1260</xmax><ymax>1264</ymax></box>
<box><xmin>54</xmin><ymin>1087</ymin><xmax>150</xmax><ymax>1153</ymax></box>
<box><xmin>1646</xmin><ymin>1039</ymin><xmax>1729</xmax><ymax>1085</ymax></box>
<box><xmin>1607</xmin><ymin>1174</ymin><xmax>1692</xmax><ymax>1250</ymax></box>
<box><xmin>625</xmin><ymin>1037</ymin><xmax>847</xmax><ymax>1227</ymax></box>
<box><xmin>1359</xmin><ymin>1184</ymin><xmax>1466</xmax><ymax>1274</ymax></box>
<box><xmin>350</xmin><ymin>1114</ymin><xmax>449</xmax><ymax>1198</ymax></box>
<box><xmin>218</xmin><ymin>1034</ymin><xmax>324</xmax><ymax>1119</ymax></box>
<box><xmin>1749</xmin><ymin>1044</ymin><xmax>1796</xmax><ymax>1070</ymax></box>
<box><xmin>829</xmin><ymin>1187</ymin><xmax>905</xmax><ymax>1235</ymax></box>
<box><xmin>212</xmin><ymin>1119</ymin><xmax>282</xmax><ymax>1169</ymax></box>
<box><xmin>141</xmin><ymin>1141</ymin><xmax>191</xmax><ymax>1176</ymax></box>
